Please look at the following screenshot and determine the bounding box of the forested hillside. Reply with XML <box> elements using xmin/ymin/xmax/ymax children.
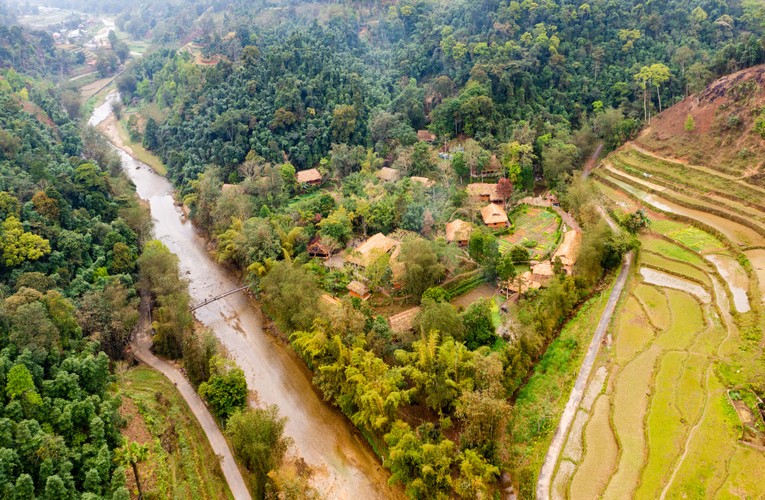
<box><xmin>122</xmin><ymin>0</ymin><xmax>765</xmax><ymax>187</ymax></box>
<box><xmin>0</xmin><ymin>48</ymin><xmax>147</xmax><ymax>497</ymax></box>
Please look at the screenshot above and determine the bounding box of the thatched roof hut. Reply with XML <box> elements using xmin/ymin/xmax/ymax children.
<box><xmin>481</xmin><ymin>203</ymin><xmax>509</xmax><ymax>228</ymax></box>
<box><xmin>347</xmin><ymin>280</ymin><xmax>371</xmax><ymax>300</ymax></box>
<box><xmin>445</xmin><ymin>219</ymin><xmax>473</xmax><ymax>246</ymax></box>
<box><xmin>553</xmin><ymin>229</ymin><xmax>581</xmax><ymax>273</ymax></box>
<box><xmin>531</xmin><ymin>260</ymin><xmax>554</xmax><ymax>285</ymax></box>
<box><xmin>466</xmin><ymin>183</ymin><xmax>502</xmax><ymax>203</ymax></box>
<box><xmin>377</xmin><ymin>167</ymin><xmax>401</xmax><ymax>183</ymax></box>
<box><xmin>417</xmin><ymin>130</ymin><xmax>437</xmax><ymax>142</ymax></box>
<box><xmin>345</xmin><ymin>233</ymin><xmax>399</xmax><ymax>268</ymax></box>
<box><xmin>296</xmin><ymin>168</ymin><xmax>322</xmax><ymax>185</ymax></box>
<box><xmin>307</xmin><ymin>238</ymin><xmax>331</xmax><ymax>258</ymax></box>
<box><xmin>221</xmin><ymin>183</ymin><xmax>244</xmax><ymax>194</ymax></box>
<box><xmin>388</xmin><ymin>307</ymin><xmax>421</xmax><ymax>333</ymax></box>
<box><xmin>410</xmin><ymin>176</ymin><xmax>435</xmax><ymax>188</ymax></box>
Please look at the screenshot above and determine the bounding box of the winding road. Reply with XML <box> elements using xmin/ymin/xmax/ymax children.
<box><xmin>131</xmin><ymin>298</ymin><xmax>251</xmax><ymax>499</ymax></box>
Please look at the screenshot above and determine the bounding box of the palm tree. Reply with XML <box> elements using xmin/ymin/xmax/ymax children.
<box><xmin>116</xmin><ymin>441</ymin><xmax>149</xmax><ymax>499</ymax></box>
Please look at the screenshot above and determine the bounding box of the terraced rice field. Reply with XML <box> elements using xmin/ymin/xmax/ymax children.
<box><xmin>550</xmin><ymin>145</ymin><xmax>765</xmax><ymax>499</ymax></box>
<box><xmin>500</xmin><ymin>206</ymin><xmax>561</xmax><ymax>258</ymax></box>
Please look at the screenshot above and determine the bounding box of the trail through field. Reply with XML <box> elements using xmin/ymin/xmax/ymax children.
<box><xmin>582</xmin><ymin>142</ymin><xmax>604</xmax><ymax>178</ymax></box>
<box><xmin>536</xmin><ymin>251</ymin><xmax>634</xmax><ymax>499</ymax></box>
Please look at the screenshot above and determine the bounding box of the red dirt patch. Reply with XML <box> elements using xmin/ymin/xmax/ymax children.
<box><xmin>636</xmin><ymin>64</ymin><xmax>765</xmax><ymax>181</ymax></box>
<box><xmin>20</xmin><ymin>100</ymin><xmax>57</xmax><ymax>131</ymax></box>
<box><xmin>118</xmin><ymin>394</ymin><xmax>153</xmax><ymax>445</ymax></box>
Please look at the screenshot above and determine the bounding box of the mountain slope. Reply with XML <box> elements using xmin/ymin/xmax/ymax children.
<box><xmin>637</xmin><ymin>64</ymin><xmax>765</xmax><ymax>184</ymax></box>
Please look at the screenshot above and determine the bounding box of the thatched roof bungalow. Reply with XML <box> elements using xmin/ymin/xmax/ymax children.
<box><xmin>345</xmin><ymin>233</ymin><xmax>399</xmax><ymax>268</ymax></box>
<box><xmin>531</xmin><ymin>260</ymin><xmax>554</xmax><ymax>285</ymax></box>
<box><xmin>307</xmin><ymin>238</ymin><xmax>332</xmax><ymax>258</ymax></box>
<box><xmin>417</xmin><ymin>130</ymin><xmax>437</xmax><ymax>142</ymax></box>
<box><xmin>347</xmin><ymin>280</ymin><xmax>371</xmax><ymax>301</ymax></box>
<box><xmin>445</xmin><ymin>219</ymin><xmax>473</xmax><ymax>247</ymax></box>
<box><xmin>481</xmin><ymin>203</ymin><xmax>509</xmax><ymax>229</ymax></box>
<box><xmin>377</xmin><ymin>167</ymin><xmax>401</xmax><ymax>183</ymax></box>
<box><xmin>466</xmin><ymin>183</ymin><xmax>502</xmax><ymax>203</ymax></box>
<box><xmin>296</xmin><ymin>168</ymin><xmax>322</xmax><ymax>186</ymax></box>
<box><xmin>410</xmin><ymin>176</ymin><xmax>435</xmax><ymax>188</ymax></box>
<box><xmin>553</xmin><ymin>229</ymin><xmax>581</xmax><ymax>273</ymax></box>
<box><xmin>388</xmin><ymin>306</ymin><xmax>421</xmax><ymax>333</ymax></box>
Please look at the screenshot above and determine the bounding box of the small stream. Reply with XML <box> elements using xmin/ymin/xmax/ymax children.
<box><xmin>90</xmin><ymin>96</ymin><xmax>397</xmax><ymax>499</ymax></box>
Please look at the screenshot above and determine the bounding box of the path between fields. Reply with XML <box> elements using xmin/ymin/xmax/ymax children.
<box><xmin>536</xmin><ymin>250</ymin><xmax>634</xmax><ymax>500</ymax></box>
<box><xmin>131</xmin><ymin>296</ymin><xmax>252</xmax><ymax>500</ymax></box>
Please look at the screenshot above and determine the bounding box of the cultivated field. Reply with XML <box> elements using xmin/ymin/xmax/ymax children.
<box><xmin>551</xmin><ymin>139</ymin><xmax>765</xmax><ymax>498</ymax></box>
<box><xmin>500</xmin><ymin>206</ymin><xmax>561</xmax><ymax>258</ymax></box>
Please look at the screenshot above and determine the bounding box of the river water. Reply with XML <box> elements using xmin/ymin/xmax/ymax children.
<box><xmin>90</xmin><ymin>97</ymin><xmax>397</xmax><ymax>499</ymax></box>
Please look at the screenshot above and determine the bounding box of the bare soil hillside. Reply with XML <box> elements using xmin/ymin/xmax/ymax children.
<box><xmin>637</xmin><ymin>65</ymin><xmax>765</xmax><ymax>185</ymax></box>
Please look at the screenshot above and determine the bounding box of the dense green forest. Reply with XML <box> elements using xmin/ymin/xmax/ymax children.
<box><xmin>0</xmin><ymin>33</ymin><xmax>149</xmax><ymax>495</ymax></box>
<box><xmin>0</xmin><ymin>0</ymin><xmax>763</xmax><ymax>497</ymax></box>
<box><xmin>123</xmin><ymin>0</ymin><xmax>765</xmax><ymax>185</ymax></box>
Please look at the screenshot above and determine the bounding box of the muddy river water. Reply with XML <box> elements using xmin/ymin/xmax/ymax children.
<box><xmin>90</xmin><ymin>96</ymin><xmax>397</xmax><ymax>498</ymax></box>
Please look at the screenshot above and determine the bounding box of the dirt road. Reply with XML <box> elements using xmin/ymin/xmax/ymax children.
<box><xmin>536</xmin><ymin>250</ymin><xmax>634</xmax><ymax>500</ymax></box>
<box><xmin>582</xmin><ymin>143</ymin><xmax>604</xmax><ymax>178</ymax></box>
<box><xmin>131</xmin><ymin>298</ymin><xmax>252</xmax><ymax>500</ymax></box>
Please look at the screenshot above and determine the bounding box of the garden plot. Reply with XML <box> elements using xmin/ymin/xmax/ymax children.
<box><xmin>499</xmin><ymin>206</ymin><xmax>560</xmax><ymax>258</ymax></box>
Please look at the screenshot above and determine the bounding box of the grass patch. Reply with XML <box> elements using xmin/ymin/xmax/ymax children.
<box><xmin>650</xmin><ymin>220</ymin><xmax>726</xmax><ymax>253</ymax></box>
<box><xmin>665</xmin><ymin>373</ymin><xmax>739</xmax><ymax>497</ymax></box>
<box><xmin>633</xmin><ymin>284</ymin><xmax>671</xmax><ymax>332</ymax></box>
<box><xmin>117</xmin><ymin>366</ymin><xmax>233</xmax><ymax>500</ymax></box>
<box><xmin>604</xmin><ymin>345</ymin><xmax>662</xmax><ymax>499</ymax></box>
<box><xmin>569</xmin><ymin>396</ymin><xmax>617</xmax><ymax>498</ymax></box>
<box><xmin>637</xmin><ymin>351</ymin><xmax>688</xmax><ymax>498</ymax></box>
<box><xmin>614</xmin><ymin>295</ymin><xmax>658</xmax><ymax>363</ymax></box>
<box><xmin>640</xmin><ymin>237</ymin><xmax>711</xmax><ymax>269</ymax></box>
<box><xmin>675</xmin><ymin>353</ymin><xmax>706</xmax><ymax>424</ymax></box>
<box><xmin>117</xmin><ymin>116</ymin><xmax>168</xmax><ymax>175</ymax></box>
<box><xmin>717</xmin><ymin>445</ymin><xmax>765</xmax><ymax>497</ymax></box>
<box><xmin>655</xmin><ymin>290</ymin><xmax>705</xmax><ymax>351</ymax></box>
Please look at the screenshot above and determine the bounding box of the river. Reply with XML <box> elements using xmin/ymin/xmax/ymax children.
<box><xmin>90</xmin><ymin>96</ymin><xmax>397</xmax><ymax>499</ymax></box>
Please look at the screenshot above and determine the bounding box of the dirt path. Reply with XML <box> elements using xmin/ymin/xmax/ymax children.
<box><xmin>536</xmin><ymin>250</ymin><xmax>634</xmax><ymax>500</ymax></box>
<box><xmin>582</xmin><ymin>143</ymin><xmax>604</xmax><ymax>178</ymax></box>
<box><xmin>131</xmin><ymin>297</ymin><xmax>252</xmax><ymax>500</ymax></box>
